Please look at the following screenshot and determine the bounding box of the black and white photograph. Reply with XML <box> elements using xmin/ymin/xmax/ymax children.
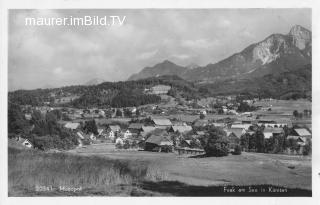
<box><xmin>1</xmin><ymin>0</ymin><xmax>319</xmax><ymax>202</ymax></box>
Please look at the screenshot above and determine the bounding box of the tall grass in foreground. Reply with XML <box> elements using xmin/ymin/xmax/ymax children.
<box><xmin>8</xmin><ymin>147</ymin><xmax>166</xmax><ymax>195</ymax></box>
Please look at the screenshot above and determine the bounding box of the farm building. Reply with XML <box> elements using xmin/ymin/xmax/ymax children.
<box><xmin>17</xmin><ymin>137</ymin><xmax>33</xmax><ymax>148</ymax></box>
<box><xmin>145</xmin><ymin>134</ymin><xmax>173</xmax><ymax>152</ymax></box>
<box><xmin>140</xmin><ymin>126</ymin><xmax>157</xmax><ymax>137</ymax></box>
<box><xmin>128</xmin><ymin>123</ymin><xmax>144</xmax><ymax>133</ymax></box>
<box><xmin>152</xmin><ymin>118</ymin><xmax>172</xmax><ymax>128</ymax></box>
<box><xmin>231</xmin><ymin>124</ymin><xmax>251</xmax><ymax>130</ymax></box>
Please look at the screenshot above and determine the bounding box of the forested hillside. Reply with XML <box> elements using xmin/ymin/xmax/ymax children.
<box><xmin>8</xmin><ymin>75</ymin><xmax>202</xmax><ymax>108</ymax></box>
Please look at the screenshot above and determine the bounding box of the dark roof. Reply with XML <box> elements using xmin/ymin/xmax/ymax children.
<box><xmin>145</xmin><ymin>135</ymin><xmax>173</xmax><ymax>146</ymax></box>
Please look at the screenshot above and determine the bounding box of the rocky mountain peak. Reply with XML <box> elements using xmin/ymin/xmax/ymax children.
<box><xmin>288</xmin><ymin>25</ymin><xmax>311</xmax><ymax>50</ymax></box>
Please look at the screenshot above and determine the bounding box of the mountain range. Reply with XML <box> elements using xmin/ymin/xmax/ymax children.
<box><xmin>128</xmin><ymin>25</ymin><xmax>311</xmax><ymax>83</ymax></box>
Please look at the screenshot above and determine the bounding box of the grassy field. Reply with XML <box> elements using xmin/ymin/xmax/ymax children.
<box><xmin>8</xmin><ymin>146</ymin><xmax>167</xmax><ymax>196</ymax></box>
<box><xmin>69</xmin><ymin>144</ymin><xmax>312</xmax><ymax>190</ymax></box>
<box><xmin>8</xmin><ymin>142</ymin><xmax>312</xmax><ymax>196</ymax></box>
<box><xmin>254</xmin><ymin>99</ymin><xmax>311</xmax><ymax>114</ymax></box>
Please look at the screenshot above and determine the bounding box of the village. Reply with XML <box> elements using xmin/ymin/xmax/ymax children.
<box><xmin>17</xmin><ymin>84</ymin><xmax>312</xmax><ymax>156</ymax></box>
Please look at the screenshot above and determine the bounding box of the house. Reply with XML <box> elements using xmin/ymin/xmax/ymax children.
<box><xmin>123</xmin><ymin>130</ymin><xmax>132</xmax><ymax>139</ymax></box>
<box><xmin>108</xmin><ymin>125</ymin><xmax>121</xmax><ymax>132</ymax></box>
<box><xmin>169</xmin><ymin>125</ymin><xmax>193</xmax><ymax>133</ymax></box>
<box><xmin>150</xmin><ymin>85</ymin><xmax>171</xmax><ymax>95</ymax></box>
<box><xmin>231</xmin><ymin>124</ymin><xmax>251</xmax><ymax>130</ymax></box>
<box><xmin>287</xmin><ymin>135</ymin><xmax>308</xmax><ymax>146</ymax></box>
<box><xmin>97</xmin><ymin>128</ymin><xmax>107</xmax><ymax>138</ymax></box>
<box><xmin>128</xmin><ymin>123</ymin><xmax>144</xmax><ymax>133</ymax></box>
<box><xmin>152</xmin><ymin>118</ymin><xmax>172</xmax><ymax>128</ymax></box>
<box><xmin>108</xmin><ymin>130</ymin><xmax>116</xmax><ymax>140</ymax></box>
<box><xmin>76</xmin><ymin>131</ymin><xmax>94</xmax><ymax>145</ymax></box>
<box><xmin>64</xmin><ymin>122</ymin><xmax>80</xmax><ymax>130</ymax></box>
<box><xmin>17</xmin><ymin>137</ymin><xmax>33</xmax><ymax>148</ymax></box>
<box><xmin>263</xmin><ymin>127</ymin><xmax>284</xmax><ymax>139</ymax></box>
<box><xmin>179</xmin><ymin>139</ymin><xmax>192</xmax><ymax>148</ymax></box>
<box><xmin>140</xmin><ymin>126</ymin><xmax>157</xmax><ymax>137</ymax></box>
<box><xmin>224</xmin><ymin>128</ymin><xmax>246</xmax><ymax>139</ymax></box>
<box><xmin>145</xmin><ymin>134</ymin><xmax>173</xmax><ymax>152</ymax></box>
<box><xmin>292</xmin><ymin>128</ymin><xmax>311</xmax><ymax>137</ymax></box>
<box><xmin>106</xmin><ymin>125</ymin><xmax>121</xmax><ymax>140</ymax></box>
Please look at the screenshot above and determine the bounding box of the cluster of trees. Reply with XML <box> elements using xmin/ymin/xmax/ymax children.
<box><xmin>237</xmin><ymin>101</ymin><xmax>257</xmax><ymax>112</ymax></box>
<box><xmin>293</xmin><ymin>109</ymin><xmax>312</xmax><ymax>118</ymax></box>
<box><xmin>200</xmin><ymin>126</ymin><xmax>230</xmax><ymax>157</ymax></box>
<box><xmin>8</xmin><ymin>103</ymin><xmax>79</xmax><ymax>150</ymax></box>
<box><xmin>240</xmin><ymin>126</ymin><xmax>311</xmax><ymax>155</ymax></box>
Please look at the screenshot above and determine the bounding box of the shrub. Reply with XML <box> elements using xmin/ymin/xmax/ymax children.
<box><xmin>302</xmin><ymin>142</ymin><xmax>311</xmax><ymax>156</ymax></box>
<box><xmin>115</xmin><ymin>142</ymin><xmax>123</xmax><ymax>149</ymax></box>
<box><xmin>232</xmin><ymin>144</ymin><xmax>242</xmax><ymax>155</ymax></box>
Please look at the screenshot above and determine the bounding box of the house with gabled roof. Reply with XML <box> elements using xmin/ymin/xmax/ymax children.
<box><xmin>17</xmin><ymin>137</ymin><xmax>33</xmax><ymax>148</ymax></box>
<box><xmin>293</xmin><ymin>128</ymin><xmax>311</xmax><ymax>137</ymax></box>
<box><xmin>145</xmin><ymin>134</ymin><xmax>173</xmax><ymax>152</ymax></box>
<box><xmin>152</xmin><ymin>118</ymin><xmax>172</xmax><ymax>128</ymax></box>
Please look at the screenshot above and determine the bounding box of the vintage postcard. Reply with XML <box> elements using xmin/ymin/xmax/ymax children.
<box><xmin>0</xmin><ymin>0</ymin><xmax>319</xmax><ymax>204</ymax></box>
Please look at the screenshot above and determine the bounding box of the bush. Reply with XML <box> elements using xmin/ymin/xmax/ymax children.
<box><xmin>115</xmin><ymin>142</ymin><xmax>123</xmax><ymax>149</ymax></box>
<box><xmin>232</xmin><ymin>145</ymin><xmax>242</xmax><ymax>155</ymax></box>
<box><xmin>302</xmin><ymin>142</ymin><xmax>311</xmax><ymax>156</ymax></box>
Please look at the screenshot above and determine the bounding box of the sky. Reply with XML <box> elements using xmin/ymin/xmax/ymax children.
<box><xmin>8</xmin><ymin>9</ymin><xmax>311</xmax><ymax>91</ymax></box>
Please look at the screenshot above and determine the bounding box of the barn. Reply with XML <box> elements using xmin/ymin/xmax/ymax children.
<box><xmin>145</xmin><ymin>134</ymin><xmax>173</xmax><ymax>152</ymax></box>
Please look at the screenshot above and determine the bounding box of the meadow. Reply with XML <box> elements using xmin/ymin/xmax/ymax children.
<box><xmin>8</xmin><ymin>142</ymin><xmax>312</xmax><ymax>196</ymax></box>
<box><xmin>8</xmin><ymin>146</ymin><xmax>166</xmax><ymax>196</ymax></box>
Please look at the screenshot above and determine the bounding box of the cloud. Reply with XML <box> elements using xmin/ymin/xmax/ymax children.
<box><xmin>53</xmin><ymin>67</ymin><xmax>63</xmax><ymax>75</ymax></box>
<box><xmin>136</xmin><ymin>49</ymin><xmax>158</xmax><ymax>60</ymax></box>
<box><xmin>181</xmin><ymin>38</ymin><xmax>220</xmax><ymax>49</ymax></box>
<box><xmin>171</xmin><ymin>54</ymin><xmax>190</xmax><ymax>60</ymax></box>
